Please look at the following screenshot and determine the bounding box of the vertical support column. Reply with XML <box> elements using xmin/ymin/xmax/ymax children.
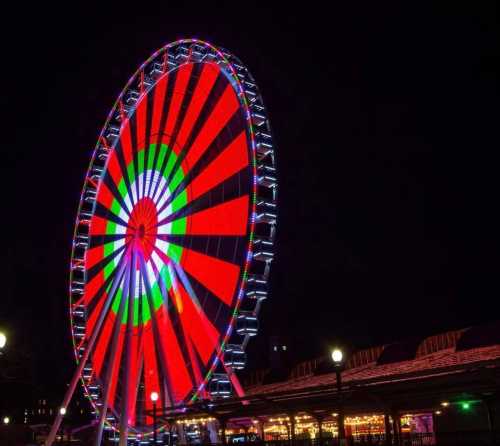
<box><xmin>485</xmin><ymin>399</ymin><xmax>495</xmax><ymax>446</ymax></box>
<box><xmin>336</xmin><ymin>370</ymin><xmax>346</xmax><ymax>446</ymax></box>
<box><xmin>219</xmin><ymin>419</ymin><xmax>228</xmax><ymax>446</ymax></box>
<box><xmin>177</xmin><ymin>422</ymin><xmax>187</xmax><ymax>446</ymax></box>
<box><xmin>384</xmin><ymin>413</ymin><xmax>393</xmax><ymax>446</ymax></box>
<box><xmin>289</xmin><ymin>414</ymin><xmax>296</xmax><ymax>445</ymax></box>
<box><xmin>317</xmin><ymin>416</ymin><xmax>324</xmax><ymax>446</ymax></box>
<box><xmin>258</xmin><ymin>420</ymin><xmax>265</xmax><ymax>442</ymax></box>
<box><xmin>391</xmin><ymin>411</ymin><xmax>400</xmax><ymax>446</ymax></box>
<box><xmin>153</xmin><ymin>401</ymin><xmax>158</xmax><ymax>446</ymax></box>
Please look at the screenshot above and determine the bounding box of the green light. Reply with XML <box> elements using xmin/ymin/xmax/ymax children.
<box><xmin>461</xmin><ymin>402</ymin><xmax>471</xmax><ymax>410</ymax></box>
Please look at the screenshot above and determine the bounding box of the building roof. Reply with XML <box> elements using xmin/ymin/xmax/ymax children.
<box><xmin>245</xmin><ymin>321</ymin><xmax>500</xmax><ymax>396</ymax></box>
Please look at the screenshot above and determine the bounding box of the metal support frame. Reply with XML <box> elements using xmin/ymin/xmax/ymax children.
<box><xmin>45</xmin><ymin>257</ymin><xmax>128</xmax><ymax>446</ymax></box>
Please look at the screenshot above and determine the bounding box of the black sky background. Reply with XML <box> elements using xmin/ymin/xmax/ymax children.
<box><xmin>0</xmin><ymin>2</ymin><xmax>498</xmax><ymax>394</ymax></box>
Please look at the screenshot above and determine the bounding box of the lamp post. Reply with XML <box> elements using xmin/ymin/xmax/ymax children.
<box><xmin>3</xmin><ymin>416</ymin><xmax>10</xmax><ymax>446</ymax></box>
<box><xmin>331</xmin><ymin>348</ymin><xmax>346</xmax><ymax>446</ymax></box>
<box><xmin>59</xmin><ymin>408</ymin><xmax>67</xmax><ymax>446</ymax></box>
<box><xmin>151</xmin><ymin>391</ymin><xmax>159</xmax><ymax>445</ymax></box>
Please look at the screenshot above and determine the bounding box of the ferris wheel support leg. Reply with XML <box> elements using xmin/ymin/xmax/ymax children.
<box><xmin>45</xmin><ymin>256</ymin><xmax>128</xmax><ymax>446</ymax></box>
<box><xmin>119</xmin><ymin>253</ymin><xmax>136</xmax><ymax>446</ymax></box>
<box><xmin>226</xmin><ymin>367</ymin><xmax>246</xmax><ymax>398</ymax></box>
<box><xmin>94</xmin><ymin>265</ymin><xmax>131</xmax><ymax>446</ymax></box>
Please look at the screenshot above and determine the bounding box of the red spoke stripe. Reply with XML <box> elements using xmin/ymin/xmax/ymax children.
<box><xmin>175</xmin><ymin>63</ymin><xmax>219</xmax><ymax>151</ymax></box>
<box><xmin>157</xmin><ymin>305</ymin><xmax>193</xmax><ymax>404</ymax></box>
<box><xmin>135</xmin><ymin>93</ymin><xmax>148</xmax><ymax>150</ymax></box>
<box><xmin>127</xmin><ymin>327</ymin><xmax>142</xmax><ymax>427</ymax></box>
<box><xmin>180</xmin><ymin>246</ymin><xmax>240</xmax><ymax>306</ymax></box>
<box><xmin>189</xmin><ymin>130</ymin><xmax>249</xmax><ymax>202</ymax></box>
<box><xmin>171</xmin><ymin>195</ymin><xmax>249</xmax><ymax>236</ymax></box>
<box><xmin>109</xmin><ymin>325</ymin><xmax>126</xmax><ymax>408</ymax></box>
<box><xmin>120</xmin><ymin>118</ymin><xmax>134</xmax><ymax>168</ymax></box>
<box><xmin>95</xmin><ymin>181</ymin><xmax>115</xmax><ymax>209</ymax></box>
<box><xmin>91</xmin><ymin>311</ymin><xmax>116</xmax><ymax>376</ymax></box>
<box><xmin>86</xmin><ymin>246</ymin><xmax>104</xmax><ymax>271</ymax></box>
<box><xmin>86</xmin><ymin>293</ymin><xmax>106</xmax><ymax>340</ymax></box>
<box><xmin>176</xmin><ymin>280</ymin><xmax>220</xmax><ymax>365</ymax></box>
<box><xmin>84</xmin><ymin>271</ymin><xmax>104</xmax><ymax>306</ymax></box>
<box><xmin>150</xmin><ymin>74</ymin><xmax>169</xmax><ymax>144</ymax></box>
<box><xmin>183</xmin><ymin>84</ymin><xmax>240</xmax><ymax>174</ymax></box>
<box><xmin>162</xmin><ymin>64</ymin><xmax>194</xmax><ymax>148</ymax></box>
<box><xmin>143</xmin><ymin>324</ymin><xmax>161</xmax><ymax>423</ymax></box>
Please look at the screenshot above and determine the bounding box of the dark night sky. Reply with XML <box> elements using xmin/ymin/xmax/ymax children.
<box><xmin>0</xmin><ymin>2</ymin><xmax>498</xmax><ymax>393</ymax></box>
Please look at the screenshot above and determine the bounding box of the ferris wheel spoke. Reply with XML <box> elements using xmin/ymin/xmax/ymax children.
<box><xmin>158</xmin><ymin>130</ymin><xmax>249</xmax><ymax>217</ymax></box>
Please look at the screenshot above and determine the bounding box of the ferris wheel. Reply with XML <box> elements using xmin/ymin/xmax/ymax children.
<box><xmin>46</xmin><ymin>39</ymin><xmax>277</xmax><ymax>445</ymax></box>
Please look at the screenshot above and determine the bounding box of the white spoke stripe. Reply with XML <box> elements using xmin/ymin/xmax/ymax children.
<box><xmin>154</xmin><ymin>239</ymin><xmax>170</xmax><ymax>256</ymax></box>
<box><xmin>157</xmin><ymin>204</ymin><xmax>173</xmax><ymax>223</ymax></box>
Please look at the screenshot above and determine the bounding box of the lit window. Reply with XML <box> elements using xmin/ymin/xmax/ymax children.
<box><xmin>282</xmin><ymin>346</ymin><xmax>287</xmax><ymax>351</ymax></box>
<box><xmin>273</xmin><ymin>346</ymin><xmax>277</xmax><ymax>351</ymax></box>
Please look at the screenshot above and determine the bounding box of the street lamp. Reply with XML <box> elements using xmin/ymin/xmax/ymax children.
<box><xmin>331</xmin><ymin>348</ymin><xmax>346</xmax><ymax>445</ymax></box>
<box><xmin>59</xmin><ymin>407</ymin><xmax>67</xmax><ymax>416</ymax></box>
<box><xmin>0</xmin><ymin>332</ymin><xmax>6</xmax><ymax>350</ymax></box>
<box><xmin>3</xmin><ymin>416</ymin><xmax>10</xmax><ymax>425</ymax></box>
<box><xmin>151</xmin><ymin>391</ymin><xmax>159</xmax><ymax>445</ymax></box>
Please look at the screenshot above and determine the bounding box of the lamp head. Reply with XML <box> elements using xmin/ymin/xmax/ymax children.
<box><xmin>331</xmin><ymin>348</ymin><xmax>344</xmax><ymax>365</ymax></box>
<box><xmin>150</xmin><ymin>391</ymin><xmax>159</xmax><ymax>402</ymax></box>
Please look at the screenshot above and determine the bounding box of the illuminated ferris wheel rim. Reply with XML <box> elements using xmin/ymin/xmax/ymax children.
<box><xmin>68</xmin><ymin>38</ymin><xmax>277</xmax><ymax>435</ymax></box>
